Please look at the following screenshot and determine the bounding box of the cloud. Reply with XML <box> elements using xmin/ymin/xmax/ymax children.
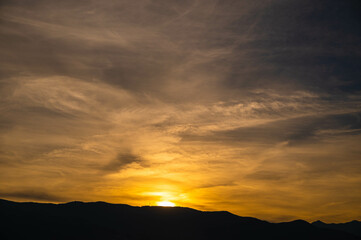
<box><xmin>245</xmin><ymin>170</ymin><xmax>288</xmax><ymax>181</ymax></box>
<box><xmin>180</xmin><ymin>111</ymin><xmax>361</xmax><ymax>147</ymax></box>
<box><xmin>102</xmin><ymin>152</ymin><xmax>143</xmax><ymax>172</ymax></box>
<box><xmin>0</xmin><ymin>189</ymin><xmax>66</xmax><ymax>202</ymax></box>
<box><xmin>0</xmin><ymin>0</ymin><xmax>360</xmax><ymax>222</ymax></box>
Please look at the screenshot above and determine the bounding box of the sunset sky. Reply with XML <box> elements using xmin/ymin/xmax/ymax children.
<box><xmin>1</xmin><ymin>0</ymin><xmax>360</xmax><ymax>222</ymax></box>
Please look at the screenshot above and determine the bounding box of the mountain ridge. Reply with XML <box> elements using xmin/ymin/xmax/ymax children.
<box><xmin>1</xmin><ymin>198</ymin><xmax>360</xmax><ymax>240</ymax></box>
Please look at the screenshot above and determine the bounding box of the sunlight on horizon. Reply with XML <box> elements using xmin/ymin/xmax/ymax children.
<box><xmin>156</xmin><ymin>201</ymin><xmax>176</xmax><ymax>207</ymax></box>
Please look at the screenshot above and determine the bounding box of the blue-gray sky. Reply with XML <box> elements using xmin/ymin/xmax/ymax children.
<box><xmin>0</xmin><ymin>0</ymin><xmax>360</xmax><ymax>222</ymax></box>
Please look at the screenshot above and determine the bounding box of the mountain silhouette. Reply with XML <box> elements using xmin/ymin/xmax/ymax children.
<box><xmin>1</xmin><ymin>199</ymin><xmax>360</xmax><ymax>240</ymax></box>
<box><xmin>312</xmin><ymin>220</ymin><xmax>361</xmax><ymax>238</ymax></box>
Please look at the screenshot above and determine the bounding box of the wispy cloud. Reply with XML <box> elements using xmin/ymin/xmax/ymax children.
<box><xmin>0</xmin><ymin>0</ymin><xmax>360</xmax><ymax>222</ymax></box>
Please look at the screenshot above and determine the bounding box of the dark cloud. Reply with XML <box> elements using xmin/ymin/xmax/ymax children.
<box><xmin>181</xmin><ymin>111</ymin><xmax>361</xmax><ymax>146</ymax></box>
<box><xmin>102</xmin><ymin>152</ymin><xmax>143</xmax><ymax>172</ymax></box>
<box><xmin>0</xmin><ymin>189</ymin><xmax>66</xmax><ymax>202</ymax></box>
<box><xmin>1</xmin><ymin>0</ymin><xmax>360</xmax><ymax>99</ymax></box>
<box><xmin>225</xmin><ymin>0</ymin><xmax>361</xmax><ymax>94</ymax></box>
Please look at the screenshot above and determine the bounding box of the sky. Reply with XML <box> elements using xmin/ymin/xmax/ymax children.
<box><xmin>0</xmin><ymin>0</ymin><xmax>360</xmax><ymax>223</ymax></box>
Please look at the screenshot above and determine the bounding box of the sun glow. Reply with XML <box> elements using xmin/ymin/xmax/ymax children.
<box><xmin>156</xmin><ymin>201</ymin><xmax>176</xmax><ymax>207</ymax></box>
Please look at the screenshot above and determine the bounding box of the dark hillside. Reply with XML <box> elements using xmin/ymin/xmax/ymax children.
<box><xmin>1</xmin><ymin>199</ymin><xmax>360</xmax><ymax>240</ymax></box>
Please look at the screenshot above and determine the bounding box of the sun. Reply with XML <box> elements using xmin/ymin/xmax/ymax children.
<box><xmin>156</xmin><ymin>201</ymin><xmax>176</xmax><ymax>207</ymax></box>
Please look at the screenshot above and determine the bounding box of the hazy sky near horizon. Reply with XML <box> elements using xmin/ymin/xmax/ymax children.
<box><xmin>1</xmin><ymin>0</ymin><xmax>361</xmax><ymax>222</ymax></box>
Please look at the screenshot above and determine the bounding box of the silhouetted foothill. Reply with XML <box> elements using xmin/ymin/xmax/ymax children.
<box><xmin>1</xmin><ymin>199</ymin><xmax>360</xmax><ymax>240</ymax></box>
<box><xmin>312</xmin><ymin>220</ymin><xmax>361</xmax><ymax>237</ymax></box>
